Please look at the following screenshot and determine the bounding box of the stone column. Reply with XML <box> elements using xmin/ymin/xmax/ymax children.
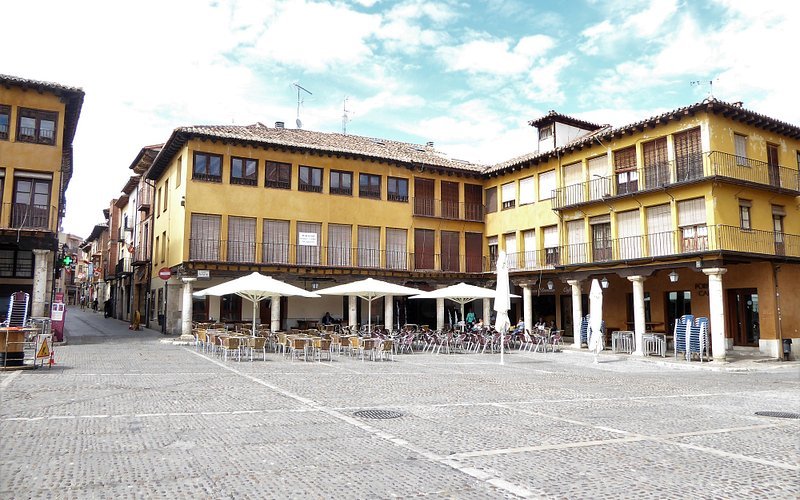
<box><xmin>348</xmin><ymin>295</ymin><xmax>357</xmax><ymax>327</ymax></box>
<box><xmin>627</xmin><ymin>275</ymin><xmax>646</xmax><ymax>355</ymax></box>
<box><xmin>31</xmin><ymin>249</ymin><xmax>51</xmax><ymax>317</ymax></box>
<box><xmin>483</xmin><ymin>298</ymin><xmax>491</xmax><ymax>326</ymax></box>
<box><xmin>384</xmin><ymin>295</ymin><xmax>394</xmax><ymax>331</ymax></box>
<box><xmin>567</xmin><ymin>279</ymin><xmax>582</xmax><ymax>348</ymax></box>
<box><xmin>179</xmin><ymin>277</ymin><xmax>196</xmax><ymax>340</ymax></box>
<box><xmin>703</xmin><ymin>268</ymin><xmax>728</xmax><ymax>361</ymax></box>
<box><xmin>436</xmin><ymin>298</ymin><xmax>445</xmax><ymax>331</ymax></box>
<box><xmin>523</xmin><ymin>284</ymin><xmax>533</xmax><ymax>332</ymax></box>
<box><xmin>270</xmin><ymin>295</ymin><xmax>281</xmax><ymax>331</ymax></box>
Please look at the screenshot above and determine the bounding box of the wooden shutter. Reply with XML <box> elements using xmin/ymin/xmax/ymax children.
<box><xmin>414</xmin><ymin>228</ymin><xmax>434</xmax><ymax>269</ymax></box>
<box><xmin>485</xmin><ymin>186</ymin><xmax>498</xmax><ymax>214</ymax></box>
<box><xmin>464</xmin><ymin>232</ymin><xmax>482</xmax><ymax>272</ymax></box>
<box><xmin>441</xmin><ymin>181</ymin><xmax>459</xmax><ymax>219</ymax></box>
<box><xmin>464</xmin><ymin>183</ymin><xmax>483</xmax><ymax>220</ymax></box>
<box><xmin>190</xmin><ymin>214</ymin><xmax>221</xmax><ymax>260</ymax></box>
<box><xmin>674</xmin><ymin>128</ymin><xmax>702</xmax><ymax>181</ymax></box>
<box><xmin>227</xmin><ymin>216</ymin><xmax>255</xmax><ymax>262</ymax></box>
<box><xmin>441</xmin><ymin>230</ymin><xmax>459</xmax><ymax>271</ymax></box>
<box><xmin>414</xmin><ymin>177</ymin><xmax>435</xmax><ymax>216</ymax></box>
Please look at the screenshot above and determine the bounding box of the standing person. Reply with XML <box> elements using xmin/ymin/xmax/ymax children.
<box><xmin>80</xmin><ymin>295</ymin><xmax>86</xmax><ymax>311</ymax></box>
<box><xmin>92</xmin><ymin>298</ymin><xmax>98</xmax><ymax>313</ymax></box>
<box><xmin>466</xmin><ymin>310</ymin><xmax>476</xmax><ymax>327</ymax></box>
<box><xmin>103</xmin><ymin>299</ymin><xmax>111</xmax><ymax>318</ymax></box>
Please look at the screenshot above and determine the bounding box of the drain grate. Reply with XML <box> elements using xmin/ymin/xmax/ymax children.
<box><xmin>755</xmin><ymin>411</ymin><xmax>800</xmax><ymax>419</ymax></box>
<box><xmin>354</xmin><ymin>409</ymin><xmax>403</xmax><ymax>419</ymax></box>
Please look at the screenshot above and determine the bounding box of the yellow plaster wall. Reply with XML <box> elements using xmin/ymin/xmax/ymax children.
<box><xmin>708</xmin><ymin>113</ymin><xmax>800</xmax><ymax>166</ymax></box>
<box><xmin>0</xmin><ymin>86</ymin><xmax>66</xmax><ymax>228</ymax></box>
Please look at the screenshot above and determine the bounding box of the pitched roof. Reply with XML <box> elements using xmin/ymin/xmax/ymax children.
<box><xmin>487</xmin><ymin>98</ymin><xmax>800</xmax><ymax>175</ymax></box>
<box><xmin>528</xmin><ymin>110</ymin><xmax>604</xmax><ymax>131</ymax></box>
<box><xmin>146</xmin><ymin>123</ymin><xmax>485</xmax><ymax>181</ymax></box>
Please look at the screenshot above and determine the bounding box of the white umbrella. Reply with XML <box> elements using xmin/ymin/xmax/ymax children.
<box><xmin>193</xmin><ymin>272</ymin><xmax>320</xmax><ymax>334</ymax></box>
<box><xmin>316</xmin><ymin>278</ymin><xmax>421</xmax><ymax>333</ymax></box>
<box><xmin>494</xmin><ymin>251</ymin><xmax>511</xmax><ymax>365</ymax></box>
<box><xmin>588</xmin><ymin>278</ymin><xmax>604</xmax><ymax>363</ymax></box>
<box><xmin>410</xmin><ymin>282</ymin><xmax>519</xmax><ymax>332</ymax></box>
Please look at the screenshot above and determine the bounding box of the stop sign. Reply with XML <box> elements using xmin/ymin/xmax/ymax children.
<box><xmin>158</xmin><ymin>267</ymin><xmax>172</xmax><ymax>280</ymax></box>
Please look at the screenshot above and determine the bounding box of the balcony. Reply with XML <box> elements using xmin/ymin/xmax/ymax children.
<box><xmin>412</xmin><ymin>198</ymin><xmax>485</xmax><ymax>221</ymax></box>
<box><xmin>189</xmin><ymin>238</ymin><xmax>489</xmax><ymax>272</ymax></box>
<box><xmin>2</xmin><ymin>203</ymin><xmax>55</xmax><ymax>230</ymax></box>
<box><xmin>137</xmin><ymin>185</ymin><xmax>153</xmax><ymax>212</ymax></box>
<box><xmin>552</xmin><ymin>151</ymin><xmax>800</xmax><ymax>210</ymax></box>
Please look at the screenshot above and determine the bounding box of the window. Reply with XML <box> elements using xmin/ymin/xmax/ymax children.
<box><xmin>163</xmin><ymin>179</ymin><xmax>168</xmax><ymax>212</ymax></box>
<box><xmin>590</xmin><ymin>216</ymin><xmax>612</xmax><ymax>262</ymax></box>
<box><xmin>773</xmin><ymin>206</ymin><xmax>786</xmax><ymax>255</ymax></box>
<box><xmin>441</xmin><ymin>231</ymin><xmax>460</xmax><ymax>272</ymax></box>
<box><xmin>414</xmin><ymin>178</ymin><xmax>435</xmax><ymax>216</ymax></box>
<box><xmin>615</xmin><ymin>146</ymin><xmax>639</xmax><ymax>194</ymax></box>
<box><xmin>154</xmin><ymin>235</ymin><xmax>159</xmax><ymax>264</ymax></box>
<box><xmin>464</xmin><ymin>183</ymin><xmax>483</xmax><ymax>221</ymax></box>
<box><xmin>12</xmin><ymin>175</ymin><xmax>51</xmax><ymax>229</ymax></box>
<box><xmin>176</xmin><ymin>156</ymin><xmax>182</xmax><ymax>187</ymax></box>
<box><xmin>643</xmin><ymin>138</ymin><xmax>670</xmax><ymax>187</ymax></box>
<box><xmin>678</xmin><ymin>197</ymin><xmax>707</xmax><ymax>252</ymax></box>
<box><xmin>588</xmin><ymin>155</ymin><xmax>610</xmax><ymax>200</ymax></box>
<box><xmin>330</xmin><ymin>170</ymin><xmax>353</xmax><ymax>196</ymax></box>
<box><xmin>263</xmin><ymin>219</ymin><xmax>289</xmax><ymax>264</ymax></box>
<box><xmin>501</xmin><ymin>182</ymin><xmax>516</xmax><ymax>210</ymax></box>
<box><xmin>734</xmin><ymin>134</ymin><xmax>748</xmax><ymax>166</ymax></box>
<box><xmin>387</xmin><ymin>177</ymin><xmax>408</xmax><ymax>202</ymax></box>
<box><xmin>414</xmin><ymin>228</ymin><xmax>435</xmax><ymax>270</ymax></box>
<box><xmin>189</xmin><ymin>214</ymin><xmax>221</xmax><ymax>260</ymax></box>
<box><xmin>646</xmin><ymin>203</ymin><xmax>673</xmax><ymax>256</ymax></box>
<box><xmin>519</xmin><ymin>177</ymin><xmax>535</xmax><ymax>205</ymax></box>
<box><xmin>739</xmin><ymin>200</ymin><xmax>752</xmax><ymax>230</ymax></box>
<box><xmin>543</xmin><ymin>225</ymin><xmax>559</xmax><ymax>265</ymax></box>
<box><xmin>155</xmin><ymin>188</ymin><xmax>161</xmax><ymax>218</ymax></box>
<box><xmin>358</xmin><ymin>226</ymin><xmax>380</xmax><ymax>267</ymax></box>
<box><xmin>485</xmin><ymin>186</ymin><xmax>498</xmax><ymax>214</ymax></box>
<box><xmin>617</xmin><ymin>210</ymin><xmax>642</xmax><ymax>259</ymax></box>
<box><xmin>161</xmin><ymin>231</ymin><xmax>167</xmax><ymax>263</ymax></box>
<box><xmin>192</xmin><ymin>152</ymin><xmax>222</xmax><ymax>182</ymax></box>
<box><xmin>538</xmin><ymin>170</ymin><xmax>556</xmax><ymax>200</ymax></box>
<box><xmin>674</xmin><ymin>127</ymin><xmax>702</xmax><ymax>182</ymax></box>
<box><xmin>522</xmin><ymin>229</ymin><xmax>536</xmax><ymax>268</ymax></box>
<box><xmin>0</xmin><ymin>249</ymin><xmax>33</xmax><ymax>278</ymax></box>
<box><xmin>562</xmin><ymin>162</ymin><xmax>583</xmax><ymax>205</ymax></box>
<box><xmin>465</xmin><ymin>232</ymin><xmax>483</xmax><ymax>272</ymax></box>
<box><xmin>327</xmin><ymin>224</ymin><xmax>352</xmax><ymax>266</ymax></box>
<box><xmin>227</xmin><ymin>216</ymin><xmax>256</xmax><ymax>262</ymax></box>
<box><xmin>504</xmin><ymin>232</ymin><xmax>517</xmax><ymax>269</ymax></box>
<box><xmin>0</xmin><ymin>105</ymin><xmax>9</xmax><ymax>140</ymax></box>
<box><xmin>265</xmin><ymin>161</ymin><xmax>291</xmax><ymax>189</ymax></box>
<box><xmin>487</xmin><ymin>236</ymin><xmax>499</xmax><ymax>269</ymax></box>
<box><xmin>566</xmin><ymin>220</ymin><xmax>587</xmax><ymax>264</ymax></box>
<box><xmin>359</xmin><ymin>173</ymin><xmax>381</xmax><ymax>199</ymax></box>
<box><xmin>296</xmin><ymin>222</ymin><xmax>321</xmax><ymax>265</ymax></box>
<box><xmin>299</xmin><ymin>165</ymin><xmax>323</xmax><ymax>192</ymax></box>
<box><xmin>539</xmin><ymin>125</ymin><xmax>553</xmax><ymax>140</ymax></box>
<box><xmin>386</xmin><ymin>228</ymin><xmax>408</xmax><ymax>270</ymax></box>
<box><xmin>440</xmin><ymin>181</ymin><xmax>459</xmax><ymax>218</ymax></box>
<box><xmin>17</xmin><ymin>108</ymin><xmax>57</xmax><ymax>145</ymax></box>
<box><xmin>231</xmin><ymin>157</ymin><xmax>257</xmax><ymax>186</ymax></box>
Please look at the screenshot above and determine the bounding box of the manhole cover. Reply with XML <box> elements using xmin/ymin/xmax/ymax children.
<box><xmin>755</xmin><ymin>411</ymin><xmax>800</xmax><ymax>419</ymax></box>
<box><xmin>354</xmin><ymin>409</ymin><xmax>403</xmax><ymax>419</ymax></box>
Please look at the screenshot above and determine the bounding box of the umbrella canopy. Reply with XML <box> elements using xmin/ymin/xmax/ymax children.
<box><xmin>193</xmin><ymin>272</ymin><xmax>319</xmax><ymax>334</ymax></box>
<box><xmin>588</xmin><ymin>278</ymin><xmax>604</xmax><ymax>359</ymax></box>
<box><xmin>410</xmin><ymin>282</ymin><xmax>518</xmax><ymax>330</ymax></box>
<box><xmin>494</xmin><ymin>251</ymin><xmax>511</xmax><ymax>364</ymax></box>
<box><xmin>317</xmin><ymin>278</ymin><xmax>421</xmax><ymax>332</ymax></box>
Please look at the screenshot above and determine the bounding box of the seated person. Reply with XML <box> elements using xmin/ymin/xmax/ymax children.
<box><xmin>534</xmin><ymin>317</ymin><xmax>546</xmax><ymax>331</ymax></box>
<box><xmin>513</xmin><ymin>318</ymin><xmax>525</xmax><ymax>334</ymax></box>
<box><xmin>321</xmin><ymin>311</ymin><xmax>333</xmax><ymax>325</ymax></box>
<box><xmin>472</xmin><ymin>318</ymin><xmax>484</xmax><ymax>331</ymax></box>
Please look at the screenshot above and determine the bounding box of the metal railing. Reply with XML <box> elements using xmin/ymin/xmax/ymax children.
<box><xmin>412</xmin><ymin>198</ymin><xmax>485</xmax><ymax>221</ymax></box>
<box><xmin>2</xmin><ymin>203</ymin><xmax>55</xmax><ymax>230</ymax></box>
<box><xmin>552</xmin><ymin>151</ymin><xmax>800</xmax><ymax>209</ymax></box>
<box><xmin>137</xmin><ymin>185</ymin><xmax>153</xmax><ymax>211</ymax></box>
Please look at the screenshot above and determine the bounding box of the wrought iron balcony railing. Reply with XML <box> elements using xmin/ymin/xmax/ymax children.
<box><xmin>2</xmin><ymin>203</ymin><xmax>55</xmax><ymax>230</ymax></box>
<box><xmin>553</xmin><ymin>151</ymin><xmax>800</xmax><ymax>209</ymax></box>
<box><xmin>412</xmin><ymin>198</ymin><xmax>484</xmax><ymax>221</ymax></box>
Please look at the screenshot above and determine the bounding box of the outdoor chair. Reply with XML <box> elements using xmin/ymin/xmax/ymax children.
<box><xmin>673</xmin><ymin>315</ymin><xmax>694</xmax><ymax>360</ymax></box>
<box><xmin>548</xmin><ymin>330</ymin><xmax>563</xmax><ymax>352</ymax></box>
<box><xmin>312</xmin><ymin>338</ymin><xmax>333</xmax><ymax>362</ymax></box>
<box><xmin>643</xmin><ymin>332</ymin><xmax>666</xmax><ymax>357</ymax></box>
<box><xmin>288</xmin><ymin>337</ymin><xmax>309</xmax><ymax>361</ymax></box>
<box><xmin>377</xmin><ymin>339</ymin><xmax>394</xmax><ymax>361</ymax></box>
<box><xmin>220</xmin><ymin>336</ymin><xmax>242</xmax><ymax>362</ymax></box>
<box><xmin>246</xmin><ymin>336</ymin><xmax>267</xmax><ymax>362</ymax></box>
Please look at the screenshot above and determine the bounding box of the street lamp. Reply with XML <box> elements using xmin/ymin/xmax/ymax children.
<box><xmin>669</xmin><ymin>270</ymin><xmax>679</xmax><ymax>283</ymax></box>
<box><xmin>600</xmin><ymin>276</ymin><xmax>609</xmax><ymax>289</ymax></box>
<box><xmin>546</xmin><ymin>280</ymin><xmax>554</xmax><ymax>290</ymax></box>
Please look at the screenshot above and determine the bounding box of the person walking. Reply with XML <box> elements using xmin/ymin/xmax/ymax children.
<box><xmin>92</xmin><ymin>298</ymin><xmax>98</xmax><ymax>313</ymax></box>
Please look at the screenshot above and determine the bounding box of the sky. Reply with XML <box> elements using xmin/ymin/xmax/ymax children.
<box><xmin>3</xmin><ymin>0</ymin><xmax>798</xmax><ymax>239</ymax></box>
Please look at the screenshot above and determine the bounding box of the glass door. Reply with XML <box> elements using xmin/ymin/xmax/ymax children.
<box><xmin>727</xmin><ymin>289</ymin><xmax>759</xmax><ymax>346</ymax></box>
<box><xmin>665</xmin><ymin>291</ymin><xmax>691</xmax><ymax>335</ymax></box>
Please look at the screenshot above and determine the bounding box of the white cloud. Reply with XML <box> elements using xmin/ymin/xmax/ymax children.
<box><xmin>578</xmin><ymin>0</ymin><xmax>678</xmax><ymax>55</ymax></box>
<box><xmin>438</xmin><ymin>34</ymin><xmax>556</xmax><ymax>75</ymax></box>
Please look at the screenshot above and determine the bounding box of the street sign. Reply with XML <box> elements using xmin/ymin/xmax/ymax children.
<box><xmin>197</xmin><ymin>270</ymin><xmax>210</xmax><ymax>279</ymax></box>
<box><xmin>158</xmin><ymin>267</ymin><xmax>172</xmax><ymax>280</ymax></box>
<box><xmin>93</xmin><ymin>270</ymin><xmax>100</xmax><ymax>278</ymax></box>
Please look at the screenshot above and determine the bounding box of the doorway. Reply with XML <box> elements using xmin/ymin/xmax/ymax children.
<box><xmin>727</xmin><ymin>289</ymin><xmax>759</xmax><ymax>346</ymax></box>
<box><xmin>665</xmin><ymin>291</ymin><xmax>691</xmax><ymax>335</ymax></box>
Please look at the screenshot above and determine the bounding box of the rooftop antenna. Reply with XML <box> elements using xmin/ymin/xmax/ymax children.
<box><xmin>293</xmin><ymin>83</ymin><xmax>312</xmax><ymax>128</ymax></box>
<box><xmin>342</xmin><ymin>96</ymin><xmax>351</xmax><ymax>135</ymax></box>
<box><xmin>691</xmin><ymin>78</ymin><xmax>717</xmax><ymax>99</ymax></box>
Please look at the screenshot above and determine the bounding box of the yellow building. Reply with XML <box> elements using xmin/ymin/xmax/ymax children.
<box><xmin>0</xmin><ymin>74</ymin><xmax>84</xmax><ymax>318</ymax></box>
<box><xmin>145</xmin><ymin>100</ymin><xmax>799</xmax><ymax>359</ymax></box>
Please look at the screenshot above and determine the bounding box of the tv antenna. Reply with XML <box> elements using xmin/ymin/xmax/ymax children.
<box><xmin>690</xmin><ymin>78</ymin><xmax>717</xmax><ymax>99</ymax></box>
<box><xmin>342</xmin><ymin>97</ymin><xmax>351</xmax><ymax>135</ymax></box>
<box><xmin>293</xmin><ymin>83</ymin><xmax>312</xmax><ymax>128</ymax></box>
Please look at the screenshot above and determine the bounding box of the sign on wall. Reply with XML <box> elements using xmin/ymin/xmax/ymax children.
<box><xmin>298</xmin><ymin>232</ymin><xmax>318</xmax><ymax>246</ymax></box>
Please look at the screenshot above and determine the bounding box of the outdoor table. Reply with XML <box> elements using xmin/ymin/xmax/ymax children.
<box><xmin>643</xmin><ymin>332</ymin><xmax>667</xmax><ymax>357</ymax></box>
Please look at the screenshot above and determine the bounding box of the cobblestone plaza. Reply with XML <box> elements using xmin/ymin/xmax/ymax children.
<box><xmin>1</xmin><ymin>309</ymin><xmax>798</xmax><ymax>499</ymax></box>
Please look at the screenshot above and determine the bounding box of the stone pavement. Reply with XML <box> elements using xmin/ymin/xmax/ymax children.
<box><xmin>1</xmin><ymin>307</ymin><xmax>798</xmax><ymax>499</ymax></box>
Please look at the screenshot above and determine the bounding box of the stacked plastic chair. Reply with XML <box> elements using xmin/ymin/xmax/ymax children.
<box><xmin>4</xmin><ymin>291</ymin><xmax>30</xmax><ymax>327</ymax></box>
<box><xmin>687</xmin><ymin>317</ymin><xmax>710</xmax><ymax>362</ymax></box>
<box><xmin>673</xmin><ymin>314</ymin><xmax>693</xmax><ymax>360</ymax></box>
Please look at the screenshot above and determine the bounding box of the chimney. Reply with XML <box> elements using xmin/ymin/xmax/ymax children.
<box><xmin>426</xmin><ymin>141</ymin><xmax>434</xmax><ymax>149</ymax></box>
<box><xmin>275</xmin><ymin>121</ymin><xmax>285</xmax><ymax>128</ymax></box>
<box><xmin>733</xmin><ymin>101</ymin><xmax>743</xmax><ymax>108</ymax></box>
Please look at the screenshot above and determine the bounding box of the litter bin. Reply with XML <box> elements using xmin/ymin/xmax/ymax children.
<box><xmin>782</xmin><ymin>338</ymin><xmax>792</xmax><ymax>361</ymax></box>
